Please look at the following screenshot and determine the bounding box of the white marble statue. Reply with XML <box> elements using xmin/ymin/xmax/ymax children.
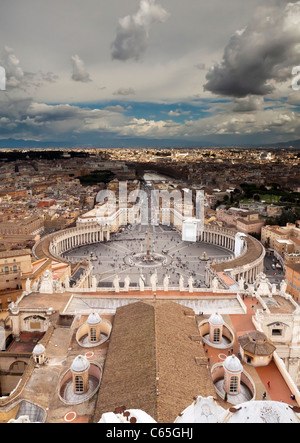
<box><xmin>64</xmin><ymin>275</ymin><xmax>70</xmax><ymax>290</ymax></box>
<box><xmin>212</xmin><ymin>277</ymin><xmax>219</xmax><ymax>291</ymax></box>
<box><xmin>247</xmin><ymin>284</ymin><xmax>255</xmax><ymax>296</ymax></box>
<box><xmin>124</xmin><ymin>275</ymin><xmax>131</xmax><ymax>292</ymax></box>
<box><xmin>113</xmin><ymin>275</ymin><xmax>120</xmax><ymax>293</ymax></box>
<box><xmin>280</xmin><ymin>280</ymin><xmax>288</xmax><ymax>295</ymax></box>
<box><xmin>188</xmin><ymin>276</ymin><xmax>194</xmax><ymax>293</ymax></box>
<box><xmin>32</xmin><ymin>280</ymin><xmax>39</xmax><ymax>292</ymax></box>
<box><xmin>25</xmin><ymin>278</ymin><xmax>31</xmax><ymax>293</ymax></box>
<box><xmin>179</xmin><ymin>275</ymin><xmax>185</xmax><ymax>292</ymax></box>
<box><xmin>92</xmin><ymin>275</ymin><xmax>98</xmax><ymax>291</ymax></box>
<box><xmin>139</xmin><ymin>274</ymin><xmax>145</xmax><ymax>292</ymax></box>
<box><xmin>256</xmin><ymin>273</ymin><xmax>271</xmax><ymax>297</ymax></box>
<box><xmin>239</xmin><ymin>276</ymin><xmax>245</xmax><ymax>291</ymax></box>
<box><xmin>163</xmin><ymin>274</ymin><xmax>170</xmax><ymax>292</ymax></box>
<box><xmin>55</xmin><ymin>280</ymin><xmax>64</xmax><ymax>293</ymax></box>
<box><xmin>150</xmin><ymin>272</ymin><xmax>158</xmax><ymax>292</ymax></box>
<box><xmin>39</xmin><ymin>270</ymin><xmax>54</xmax><ymax>294</ymax></box>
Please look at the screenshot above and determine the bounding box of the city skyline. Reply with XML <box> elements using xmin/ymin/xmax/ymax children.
<box><xmin>1</xmin><ymin>0</ymin><xmax>300</xmax><ymax>147</ymax></box>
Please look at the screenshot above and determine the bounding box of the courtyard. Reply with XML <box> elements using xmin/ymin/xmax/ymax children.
<box><xmin>64</xmin><ymin>224</ymin><xmax>233</xmax><ymax>289</ymax></box>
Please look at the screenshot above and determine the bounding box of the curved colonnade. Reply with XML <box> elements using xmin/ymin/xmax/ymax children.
<box><xmin>33</xmin><ymin>223</ymin><xmax>265</xmax><ymax>287</ymax></box>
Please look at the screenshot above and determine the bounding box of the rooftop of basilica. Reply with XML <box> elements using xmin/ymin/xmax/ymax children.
<box><xmin>1</xmin><ymin>268</ymin><xmax>300</xmax><ymax>423</ymax></box>
<box><xmin>0</xmin><ymin>214</ymin><xmax>298</xmax><ymax>423</ymax></box>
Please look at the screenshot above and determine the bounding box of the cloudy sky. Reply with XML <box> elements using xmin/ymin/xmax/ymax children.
<box><xmin>1</xmin><ymin>0</ymin><xmax>300</xmax><ymax>147</ymax></box>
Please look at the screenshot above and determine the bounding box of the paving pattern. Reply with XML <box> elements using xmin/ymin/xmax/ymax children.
<box><xmin>65</xmin><ymin>224</ymin><xmax>233</xmax><ymax>289</ymax></box>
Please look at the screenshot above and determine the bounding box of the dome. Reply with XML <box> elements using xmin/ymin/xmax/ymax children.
<box><xmin>175</xmin><ymin>396</ymin><xmax>225</xmax><ymax>424</ymax></box>
<box><xmin>239</xmin><ymin>331</ymin><xmax>276</xmax><ymax>356</ymax></box>
<box><xmin>71</xmin><ymin>355</ymin><xmax>90</xmax><ymax>374</ymax></box>
<box><xmin>224</xmin><ymin>355</ymin><xmax>243</xmax><ymax>373</ymax></box>
<box><xmin>209</xmin><ymin>313</ymin><xmax>224</xmax><ymax>326</ymax></box>
<box><xmin>99</xmin><ymin>409</ymin><xmax>157</xmax><ymax>424</ymax></box>
<box><xmin>218</xmin><ymin>401</ymin><xmax>300</xmax><ymax>424</ymax></box>
<box><xmin>87</xmin><ymin>312</ymin><xmax>102</xmax><ymax>326</ymax></box>
<box><xmin>32</xmin><ymin>344</ymin><xmax>45</xmax><ymax>355</ymax></box>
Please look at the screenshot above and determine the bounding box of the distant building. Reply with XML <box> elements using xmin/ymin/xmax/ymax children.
<box><xmin>0</xmin><ymin>250</ymin><xmax>32</xmax><ymax>307</ymax></box>
<box><xmin>217</xmin><ymin>208</ymin><xmax>265</xmax><ymax>235</ymax></box>
<box><xmin>267</xmin><ymin>205</ymin><xmax>283</xmax><ymax>217</ymax></box>
<box><xmin>37</xmin><ymin>199</ymin><xmax>56</xmax><ymax>208</ymax></box>
<box><xmin>236</xmin><ymin>213</ymin><xmax>265</xmax><ymax>235</ymax></box>
<box><xmin>286</xmin><ymin>263</ymin><xmax>300</xmax><ymax>303</ymax></box>
<box><xmin>0</xmin><ymin>215</ymin><xmax>44</xmax><ymax>236</ymax></box>
<box><xmin>261</xmin><ymin>223</ymin><xmax>300</xmax><ymax>257</ymax></box>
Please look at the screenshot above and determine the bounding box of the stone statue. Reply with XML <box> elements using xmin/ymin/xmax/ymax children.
<box><xmin>139</xmin><ymin>274</ymin><xmax>145</xmax><ymax>292</ymax></box>
<box><xmin>113</xmin><ymin>275</ymin><xmax>120</xmax><ymax>293</ymax></box>
<box><xmin>124</xmin><ymin>275</ymin><xmax>131</xmax><ymax>292</ymax></box>
<box><xmin>247</xmin><ymin>284</ymin><xmax>254</xmax><ymax>297</ymax></box>
<box><xmin>239</xmin><ymin>276</ymin><xmax>245</xmax><ymax>291</ymax></box>
<box><xmin>272</xmin><ymin>284</ymin><xmax>277</xmax><ymax>295</ymax></box>
<box><xmin>25</xmin><ymin>278</ymin><xmax>31</xmax><ymax>293</ymax></box>
<box><xmin>92</xmin><ymin>275</ymin><xmax>98</xmax><ymax>291</ymax></box>
<box><xmin>280</xmin><ymin>280</ymin><xmax>288</xmax><ymax>295</ymax></box>
<box><xmin>188</xmin><ymin>276</ymin><xmax>194</xmax><ymax>293</ymax></box>
<box><xmin>150</xmin><ymin>273</ymin><xmax>158</xmax><ymax>292</ymax></box>
<box><xmin>55</xmin><ymin>280</ymin><xmax>64</xmax><ymax>293</ymax></box>
<box><xmin>163</xmin><ymin>274</ymin><xmax>170</xmax><ymax>292</ymax></box>
<box><xmin>32</xmin><ymin>279</ymin><xmax>39</xmax><ymax>292</ymax></box>
<box><xmin>179</xmin><ymin>275</ymin><xmax>185</xmax><ymax>292</ymax></box>
<box><xmin>256</xmin><ymin>273</ymin><xmax>271</xmax><ymax>297</ymax></box>
<box><xmin>212</xmin><ymin>277</ymin><xmax>219</xmax><ymax>291</ymax></box>
<box><xmin>39</xmin><ymin>270</ymin><xmax>54</xmax><ymax>294</ymax></box>
<box><xmin>64</xmin><ymin>275</ymin><xmax>70</xmax><ymax>290</ymax></box>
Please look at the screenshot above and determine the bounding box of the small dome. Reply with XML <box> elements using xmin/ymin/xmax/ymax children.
<box><xmin>239</xmin><ymin>331</ymin><xmax>276</xmax><ymax>356</ymax></box>
<box><xmin>224</xmin><ymin>355</ymin><xmax>243</xmax><ymax>373</ymax></box>
<box><xmin>87</xmin><ymin>312</ymin><xmax>102</xmax><ymax>326</ymax></box>
<box><xmin>71</xmin><ymin>355</ymin><xmax>90</xmax><ymax>374</ymax></box>
<box><xmin>32</xmin><ymin>344</ymin><xmax>45</xmax><ymax>355</ymax></box>
<box><xmin>209</xmin><ymin>313</ymin><xmax>224</xmax><ymax>326</ymax></box>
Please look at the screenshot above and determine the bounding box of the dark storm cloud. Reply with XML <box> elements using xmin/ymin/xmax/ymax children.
<box><xmin>204</xmin><ymin>1</ymin><xmax>300</xmax><ymax>98</ymax></box>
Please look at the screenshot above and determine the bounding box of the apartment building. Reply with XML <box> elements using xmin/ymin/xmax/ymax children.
<box><xmin>217</xmin><ymin>208</ymin><xmax>265</xmax><ymax>235</ymax></box>
<box><xmin>0</xmin><ymin>249</ymin><xmax>32</xmax><ymax>293</ymax></box>
<box><xmin>261</xmin><ymin>223</ymin><xmax>300</xmax><ymax>255</ymax></box>
<box><xmin>286</xmin><ymin>263</ymin><xmax>300</xmax><ymax>303</ymax></box>
<box><xmin>0</xmin><ymin>215</ymin><xmax>44</xmax><ymax>236</ymax></box>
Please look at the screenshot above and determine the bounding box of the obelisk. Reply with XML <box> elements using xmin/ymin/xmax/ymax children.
<box><xmin>146</xmin><ymin>228</ymin><xmax>151</xmax><ymax>260</ymax></box>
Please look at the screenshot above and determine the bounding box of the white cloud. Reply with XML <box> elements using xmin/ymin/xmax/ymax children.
<box><xmin>71</xmin><ymin>55</ymin><xmax>92</xmax><ymax>83</ymax></box>
<box><xmin>111</xmin><ymin>0</ymin><xmax>169</xmax><ymax>61</ymax></box>
<box><xmin>113</xmin><ymin>87</ymin><xmax>135</xmax><ymax>96</ymax></box>
<box><xmin>1</xmin><ymin>46</ymin><xmax>24</xmax><ymax>88</ymax></box>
